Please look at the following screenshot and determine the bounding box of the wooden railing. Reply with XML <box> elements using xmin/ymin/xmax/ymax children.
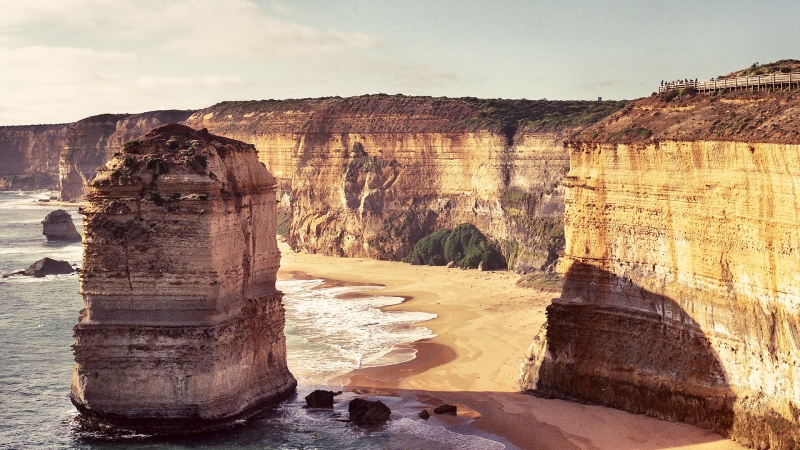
<box><xmin>659</xmin><ymin>72</ymin><xmax>800</xmax><ymax>93</ymax></box>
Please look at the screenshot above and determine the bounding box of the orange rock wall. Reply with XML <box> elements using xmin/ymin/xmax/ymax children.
<box><xmin>186</xmin><ymin>100</ymin><xmax>575</xmax><ymax>271</ymax></box>
<box><xmin>522</xmin><ymin>139</ymin><xmax>800</xmax><ymax>449</ymax></box>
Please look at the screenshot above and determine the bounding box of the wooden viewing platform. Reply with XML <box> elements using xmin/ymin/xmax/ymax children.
<box><xmin>659</xmin><ymin>72</ymin><xmax>800</xmax><ymax>93</ymax></box>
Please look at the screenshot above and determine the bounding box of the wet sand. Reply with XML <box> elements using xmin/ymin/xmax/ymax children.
<box><xmin>277</xmin><ymin>242</ymin><xmax>746</xmax><ymax>450</ymax></box>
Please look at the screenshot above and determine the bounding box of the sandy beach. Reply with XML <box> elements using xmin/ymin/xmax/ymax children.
<box><xmin>277</xmin><ymin>242</ymin><xmax>745</xmax><ymax>450</ymax></box>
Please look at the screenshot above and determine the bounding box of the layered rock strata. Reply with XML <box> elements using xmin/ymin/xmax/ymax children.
<box><xmin>522</xmin><ymin>90</ymin><xmax>800</xmax><ymax>449</ymax></box>
<box><xmin>0</xmin><ymin>123</ymin><xmax>69</xmax><ymax>190</ymax></box>
<box><xmin>42</xmin><ymin>209</ymin><xmax>81</xmax><ymax>242</ymax></box>
<box><xmin>59</xmin><ymin>111</ymin><xmax>195</xmax><ymax>200</ymax></box>
<box><xmin>0</xmin><ymin>110</ymin><xmax>194</xmax><ymax>198</ymax></box>
<box><xmin>2</xmin><ymin>97</ymin><xmax>622</xmax><ymax>271</ymax></box>
<box><xmin>187</xmin><ymin>96</ymin><xmax>624</xmax><ymax>271</ymax></box>
<box><xmin>71</xmin><ymin>124</ymin><xmax>296</xmax><ymax>433</ymax></box>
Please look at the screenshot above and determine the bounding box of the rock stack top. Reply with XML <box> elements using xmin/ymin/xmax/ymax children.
<box><xmin>41</xmin><ymin>209</ymin><xmax>81</xmax><ymax>242</ymax></box>
<box><xmin>89</xmin><ymin>123</ymin><xmax>275</xmax><ymax>202</ymax></box>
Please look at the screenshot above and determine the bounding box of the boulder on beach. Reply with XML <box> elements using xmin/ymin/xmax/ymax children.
<box><xmin>305</xmin><ymin>390</ymin><xmax>341</xmax><ymax>408</ymax></box>
<box><xmin>23</xmin><ymin>258</ymin><xmax>75</xmax><ymax>277</ymax></box>
<box><xmin>348</xmin><ymin>398</ymin><xmax>391</xmax><ymax>425</ymax></box>
<box><xmin>433</xmin><ymin>404</ymin><xmax>457</xmax><ymax>415</ymax></box>
<box><xmin>42</xmin><ymin>210</ymin><xmax>81</xmax><ymax>242</ymax></box>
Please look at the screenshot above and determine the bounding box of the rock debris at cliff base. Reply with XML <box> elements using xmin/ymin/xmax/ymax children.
<box><xmin>71</xmin><ymin>124</ymin><xmax>296</xmax><ymax>433</ymax></box>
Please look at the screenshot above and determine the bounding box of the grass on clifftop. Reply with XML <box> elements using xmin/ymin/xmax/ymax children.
<box><xmin>457</xmin><ymin>97</ymin><xmax>628</xmax><ymax>141</ymax></box>
<box><xmin>196</xmin><ymin>95</ymin><xmax>628</xmax><ymax>140</ymax></box>
<box><xmin>722</xmin><ymin>59</ymin><xmax>800</xmax><ymax>79</ymax></box>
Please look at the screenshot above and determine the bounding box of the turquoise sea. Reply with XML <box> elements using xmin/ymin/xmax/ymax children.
<box><xmin>0</xmin><ymin>191</ymin><xmax>509</xmax><ymax>449</ymax></box>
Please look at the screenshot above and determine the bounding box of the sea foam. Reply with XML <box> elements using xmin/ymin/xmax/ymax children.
<box><xmin>279</xmin><ymin>279</ymin><xmax>436</xmax><ymax>385</ymax></box>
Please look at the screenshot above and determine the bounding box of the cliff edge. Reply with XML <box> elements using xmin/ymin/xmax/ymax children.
<box><xmin>186</xmin><ymin>95</ymin><xmax>626</xmax><ymax>271</ymax></box>
<box><xmin>521</xmin><ymin>87</ymin><xmax>800</xmax><ymax>449</ymax></box>
<box><xmin>71</xmin><ymin>124</ymin><xmax>296</xmax><ymax>433</ymax></box>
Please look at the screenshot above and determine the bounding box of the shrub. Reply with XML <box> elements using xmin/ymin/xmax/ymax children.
<box><xmin>123</xmin><ymin>140</ymin><xmax>142</xmax><ymax>149</ymax></box>
<box><xmin>404</xmin><ymin>229</ymin><xmax>451</xmax><ymax>265</ymax></box>
<box><xmin>444</xmin><ymin>224</ymin><xmax>505</xmax><ymax>269</ymax></box>
<box><xmin>145</xmin><ymin>157</ymin><xmax>168</xmax><ymax>176</ymax></box>
<box><xmin>635</xmin><ymin>127</ymin><xmax>652</xmax><ymax>138</ymax></box>
<box><xmin>405</xmin><ymin>224</ymin><xmax>506</xmax><ymax>269</ymax></box>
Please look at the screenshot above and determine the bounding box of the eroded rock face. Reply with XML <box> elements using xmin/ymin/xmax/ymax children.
<box><xmin>0</xmin><ymin>124</ymin><xmax>69</xmax><ymax>191</ymax></box>
<box><xmin>59</xmin><ymin>111</ymin><xmax>195</xmax><ymax>200</ymax></box>
<box><xmin>42</xmin><ymin>210</ymin><xmax>81</xmax><ymax>242</ymax></box>
<box><xmin>71</xmin><ymin>124</ymin><xmax>296</xmax><ymax>433</ymax></box>
<box><xmin>185</xmin><ymin>97</ymin><xmax>625</xmax><ymax>271</ymax></box>
<box><xmin>522</xmin><ymin>137</ymin><xmax>800</xmax><ymax>448</ymax></box>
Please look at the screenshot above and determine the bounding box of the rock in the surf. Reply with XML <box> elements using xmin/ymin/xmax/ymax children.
<box><xmin>418</xmin><ymin>409</ymin><xmax>430</xmax><ymax>419</ymax></box>
<box><xmin>42</xmin><ymin>210</ymin><xmax>81</xmax><ymax>242</ymax></box>
<box><xmin>433</xmin><ymin>404</ymin><xmax>457</xmax><ymax>415</ymax></box>
<box><xmin>349</xmin><ymin>398</ymin><xmax>391</xmax><ymax>425</ymax></box>
<box><xmin>305</xmin><ymin>390</ymin><xmax>341</xmax><ymax>408</ymax></box>
<box><xmin>22</xmin><ymin>257</ymin><xmax>75</xmax><ymax>277</ymax></box>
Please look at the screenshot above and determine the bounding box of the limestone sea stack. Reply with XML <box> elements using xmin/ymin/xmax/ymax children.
<box><xmin>42</xmin><ymin>209</ymin><xmax>81</xmax><ymax>242</ymax></box>
<box><xmin>71</xmin><ymin>124</ymin><xmax>296</xmax><ymax>433</ymax></box>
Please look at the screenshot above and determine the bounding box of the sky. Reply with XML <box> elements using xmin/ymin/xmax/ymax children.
<box><xmin>1</xmin><ymin>0</ymin><xmax>798</xmax><ymax>125</ymax></box>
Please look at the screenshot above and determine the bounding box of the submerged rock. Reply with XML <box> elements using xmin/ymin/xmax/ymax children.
<box><xmin>71</xmin><ymin>124</ymin><xmax>297</xmax><ymax>434</ymax></box>
<box><xmin>41</xmin><ymin>210</ymin><xmax>81</xmax><ymax>242</ymax></box>
<box><xmin>22</xmin><ymin>258</ymin><xmax>74</xmax><ymax>277</ymax></box>
<box><xmin>348</xmin><ymin>398</ymin><xmax>391</xmax><ymax>425</ymax></box>
<box><xmin>305</xmin><ymin>390</ymin><xmax>341</xmax><ymax>408</ymax></box>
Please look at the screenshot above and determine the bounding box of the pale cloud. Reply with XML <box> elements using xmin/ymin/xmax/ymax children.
<box><xmin>135</xmin><ymin>75</ymin><xmax>247</xmax><ymax>90</ymax></box>
<box><xmin>0</xmin><ymin>0</ymin><xmax>379</xmax><ymax>60</ymax></box>
<box><xmin>270</xmin><ymin>1</ymin><xmax>299</xmax><ymax>16</ymax></box>
<box><xmin>0</xmin><ymin>44</ymin><xmax>248</xmax><ymax>124</ymax></box>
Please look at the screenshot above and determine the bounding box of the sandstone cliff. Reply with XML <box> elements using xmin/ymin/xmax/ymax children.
<box><xmin>2</xmin><ymin>97</ymin><xmax>623</xmax><ymax>271</ymax></box>
<box><xmin>59</xmin><ymin>110</ymin><xmax>195</xmax><ymax>200</ymax></box>
<box><xmin>71</xmin><ymin>124</ymin><xmax>296</xmax><ymax>433</ymax></box>
<box><xmin>0</xmin><ymin>110</ymin><xmax>194</xmax><ymax>198</ymax></box>
<box><xmin>186</xmin><ymin>96</ymin><xmax>625</xmax><ymax>271</ymax></box>
<box><xmin>0</xmin><ymin>123</ymin><xmax>69</xmax><ymax>190</ymax></box>
<box><xmin>521</xmin><ymin>88</ymin><xmax>800</xmax><ymax>449</ymax></box>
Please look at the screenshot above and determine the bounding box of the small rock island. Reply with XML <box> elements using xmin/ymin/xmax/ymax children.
<box><xmin>71</xmin><ymin>124</ymin><xmax>296</xmax><ymax>433</ymax></box>
<box><xmin>42</xmin><ymin>209</ymin><xmax>81</xmax><ymax>242</ymax></box>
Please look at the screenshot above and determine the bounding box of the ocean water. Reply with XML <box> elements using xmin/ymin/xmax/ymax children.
<box><xmin>0</xmin><ymin>191</ymin><xmax>508</xmax><ymax>449</ymax></box>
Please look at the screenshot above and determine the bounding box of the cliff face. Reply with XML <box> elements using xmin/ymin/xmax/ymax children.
<box><xmin>187</xmin><ymin>96</ymin><xmax>623</xmax><ymax>271</ymax></box>
<box><xmin>59</xmin><ymin>110</ymin><xmax>195</xmax><ymax>200</ymax></box>
<box><xmin>2</xmin><ymin>96</ymin><xmax>622</xmax><ymax>270</ymax></box>
<box><xmin>71</xmin><ymin>124</ymin><xmax>296</xmax><ymax>433</ymax></box>
<box><xmin>522</xmin><ymin>90</ymin><xmax>800</xmax><ymax>449</ymax></box>
<box><xmin>0</xmin><ymin>124</ymin><xmax>69</xmax><ymax>190</ymax></box>
<box><xmin>0</xmin><ymin>110</ymin><xmax>194</xmax><ymax>198</ymax></box>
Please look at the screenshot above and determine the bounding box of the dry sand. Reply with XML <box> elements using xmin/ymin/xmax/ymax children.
<box><xmin>277</xmin><ymin>242</ymin><xmax>746</xmax><ymax>450</ymax></box>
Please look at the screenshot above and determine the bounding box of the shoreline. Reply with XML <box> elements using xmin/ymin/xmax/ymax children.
<box><xmin>276</xmin><ymin>243</ymin><xmax>746</xmax><ymax>450</ymax></box>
